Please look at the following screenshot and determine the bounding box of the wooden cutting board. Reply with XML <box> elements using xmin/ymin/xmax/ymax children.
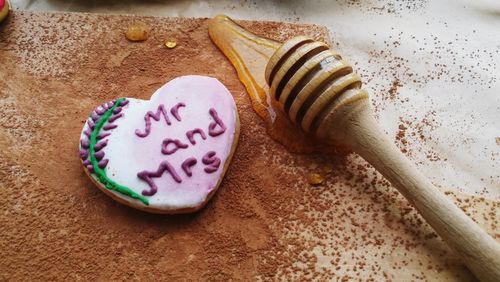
<box><xmin>0</xmin><ymin>11</ymin><xmax>497</xmax><ymax>281</ymax></box>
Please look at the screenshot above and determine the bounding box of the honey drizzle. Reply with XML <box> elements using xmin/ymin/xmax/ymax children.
<box><xmin>209</xmin><ymin>15</ymin><xmax>335</xmax><ymax>153</ymax></box>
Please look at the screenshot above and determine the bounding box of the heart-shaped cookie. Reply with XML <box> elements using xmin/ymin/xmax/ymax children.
<box><xmin>79</xmin><ymin>75</ymin><xmax>239</xmax><ymax>214</ymax></box>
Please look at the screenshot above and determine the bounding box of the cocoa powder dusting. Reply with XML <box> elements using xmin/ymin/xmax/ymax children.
<box><xmin>388</xmin><ymin>78</ymin><xmax>402</xmax><ymax>101</ymax></box>
<box><xmin>0</xmin><ymin>11</ymin><xmax>497</xmax><ymax>281</ymax></box>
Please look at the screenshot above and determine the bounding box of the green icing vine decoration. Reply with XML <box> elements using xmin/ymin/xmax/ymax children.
<box><xmin>87</xmin><ymin>98</ymin><xmax>149</xmax><ymax>205</ymax></box>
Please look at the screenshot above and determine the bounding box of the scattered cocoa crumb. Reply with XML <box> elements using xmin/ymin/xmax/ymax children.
<box><xmin>388</xmin><ymin>78</ymin><xmax>402</xmax><ymax>100</ymax></box>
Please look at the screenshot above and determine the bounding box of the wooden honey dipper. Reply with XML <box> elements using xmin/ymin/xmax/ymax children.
<box><xmin>265</xmin><ymin>36</ymin><xmax>500</xmax><ymax>281</ymax></box>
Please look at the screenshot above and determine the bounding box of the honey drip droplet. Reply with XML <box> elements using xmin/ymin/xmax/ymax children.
<box><xmin>209</xmin><ymin>15</ymin><xmax>335</xmax><ymax>153</ymax></box>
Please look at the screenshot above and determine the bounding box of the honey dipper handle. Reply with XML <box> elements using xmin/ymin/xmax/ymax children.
<box><xmin>324</xmin><ymin>100</ymin><xmax>500</xmax><ymax>281</ymax></box>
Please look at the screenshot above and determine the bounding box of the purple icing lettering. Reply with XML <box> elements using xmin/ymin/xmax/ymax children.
<box><xmin>208</xmin><ymin>108</ymin><xmax>226</xmax><ymax>137</ymax></box>
<box><xmin>135</xmin><ymin>104</ymin><xmax>171</xmax><ymax>137</ymax></box>
<box><xmin>202</xmin><ymin>151</ymin><xmax>221</xmax><ymax>173</ymax></box>
<box><xmin>181</xmin><ymin>157</ymin><xmax>197</xmax><ymax>177</ymax></box>
<box><xmin>170</xmin><ymin>102</ymin><xmax>186</xmax><ymax>122</ymax></box>
<box><xmin>161</xmin><ymin>138</ymin><xmax>189</xmax><ymax>155</ymax></box>
<box><xmin>113</xmin><ymin>107</ymin><xmax>122</xmax><ymax>114</ymax></box>
<box><xmin>137</xmin><ymin>161</ymin><xmax>182</xmax><ymax>196</ymax></box>
<box><xmin>108</xmin><ymin>113</ymin><xmax>123</xmax><ymax>123</ymax></box>
<box><xmin>94</xmin><ymin>140</ymin><xmax>108</xmax><ymax>151</ymax></box>
<box><xmin>80</xmin><ymin>138</ymin><xmax>89</xmax><ymax>148</ymax></box>
<box><xmin>103</xmin><ymin>124</ymin><xmax>117</xmax><ymax>130</ymax></box>
<box><xmin>98</xmin><ymin>159</ymin><xmax>109</xmax><ymax>168</ymax></box>
<box><xmin>186</xmin><ymin>128</ymin><xmax>206</xmax><ymax>145</ymax></box>
<box><xmin>94</xmin><ymin>151</ymin><xmax>105</xmax><ymax>161</ymax></box>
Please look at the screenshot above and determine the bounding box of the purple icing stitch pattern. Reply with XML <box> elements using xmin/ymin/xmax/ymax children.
<box><xmin>135</xmin><ymin>104</ymin><xmax>171</xmax><ymax>138</ymax></box>
<box><xmin>170</xmin><ymin>102</ymin><xmax>186</xmax><ymax>122</ymax></box>
<box><xmin>94</xmin><ymin>139</ymin><xmax>108</xmax><ymax>151</ymax></box>
<box><xmin>91</xmin><ymin>111</ymin><xmax>100</xmax><ymax>122</ymax></box>
<box><xmin>186</xmin><ymin>128</ymin><xmax>207</xmax><ymax>145</ymax></box>
<box><xmin>94</xmin><ymin>151</ymin><xmax>105</xmax><ymax>160</ymax></box>
<box><xmin>103</xmin><ymin>124</ymin><xmax>117</xmax><ymax>130</ymax></box>
<box><xmin>98</xmin><ymin>159</ymin><xmax>109</xmax><ymax>168</ymax></box>
<box><xmin>161</xmin><ymin>139</ymin><xmax>189</xmax><ymax>155</ymax></box>
<box><xmin>181</xmin><ymin>157</ymin><xmax>197</xmax><ymax>177</ymax></box>
<box><xmin>137</xmin><ymin>161</ymin><xmax>182</xmax><ymax>196</ymax></box>
<box><xmin>96</xmin><ymin>132</ymin><xmax>111</xmax><ymax>140</ymax></box>
<box><xmin>208</xmin><ymin>108</ymin><xmax>226</xmax><ymax>137</ymax></box>
<box><xmin>87</xmin><ymin>119</ymin><xmax>95</xmax><ymax>130</ymax></box>
<box><xmin>202</xmin><ymin>151</ymin><xmax>221</xmax><ymax>173</ymax></box>
<box><xmin>80</xmin><ymin>99</ymin><xmax>127</xmax><ymax>173</ymax></box>
<box><xmin>108</xmin><ymin>113</ymin><xmax>123</xmax><ymax>123</ymax></box>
